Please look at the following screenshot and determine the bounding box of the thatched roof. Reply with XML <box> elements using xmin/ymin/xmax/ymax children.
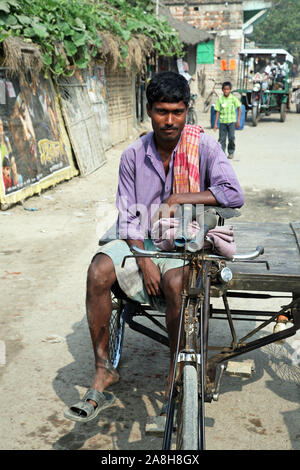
<box><xmin>0</xmin><ymin>32</ymin><xmax>154</xmax><ymax>77</ymax></box>
<box><xmin>100</xmin><ymin>32</ymin><xmax>153</xmax><ymax>72</ymax></box>
<box><xmin>1</xmin><ymin>37</ymin><xmax>44</xmax><ymax>80</ymax></box>
<box><xmin>160</xmin><ymin>4</ymin><xmax>213</xmax><ymax>45</ymax></box>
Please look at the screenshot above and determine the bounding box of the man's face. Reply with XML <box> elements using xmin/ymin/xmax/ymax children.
<box><xmin>223</xmin><ymin>86</ymin><xmax>231</xmax><ymax>97</ymax></box>
<box><xmin>147</xmin><ymin>100</ymin><xmax>188</xmax><ymax>144</ymax></box>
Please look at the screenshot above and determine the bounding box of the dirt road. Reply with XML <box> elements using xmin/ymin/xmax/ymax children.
<box><xmin>0</xmin><ymin>106</ymin><xmax>299</xmax><ymax>450</ymax></box>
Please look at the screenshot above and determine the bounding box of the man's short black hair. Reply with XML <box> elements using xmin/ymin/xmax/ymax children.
<box><xmin>146</xmin><ymin>71</ymin><xmax>190</xmax><ymax>108</ymax></box>
<box><xmin>2</xmin><ymin>156</ymin><xmax>10</xmax><ymax>168</ymax></box>
<box><xmin>222</xmin><ymin>81</ymin><xmax>232</xmax><ymax>90</ymax></box>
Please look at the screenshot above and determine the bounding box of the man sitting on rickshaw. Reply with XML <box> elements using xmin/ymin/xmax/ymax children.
<box><xmin>64</xmin><ymin>71</ymin><xmax>244</xmax><ymax>422</ymax></box>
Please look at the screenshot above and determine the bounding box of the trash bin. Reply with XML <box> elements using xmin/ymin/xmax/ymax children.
<box><xmin>210</xmin><ymin>105</ymin><xmax>219</xmax><ymax>129</ymax></box>
<box><xmin>237</xmin><ymin>104</ymin><xmax>245</xmax><ymax>130</ymax></box>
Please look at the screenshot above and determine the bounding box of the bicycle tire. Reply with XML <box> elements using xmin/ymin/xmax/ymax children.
<box><xmin>252</xmin><ymin>106</ymin><xmax>258</xmax><ymax>126</ymax></box>
<box><xmin>280</xmin><ymin>102</ymin><xmax>286</xmax><ymax>122</ymax></box>
<box><xmin>108</xmin><ymin>296</ymin><xmax>125</xmax><ymax>369</ymax></box>
<box><xmin>176</xmin><ymin>364</ymin><xmax>199</xmax><ymax>450</ymax></box>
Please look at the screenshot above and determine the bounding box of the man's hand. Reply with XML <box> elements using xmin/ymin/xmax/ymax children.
<box><xmin>236</xmin><ymin>120</ymin><xmax>240</xmax><ymax>129</ymax></box>
<box><xmin>125</xmin><ymin>239</ymin><xmax>162</xmax><ymax>297</ymax></box>
<box><xmin>137</xmin><ymin>257</ymin><xmax>162</xmax><ymax>297</ymax></box>
<box><xmin>214</xmin><ymin>112</ymin><xmax>220</xmax><ymax>132</ymax></box>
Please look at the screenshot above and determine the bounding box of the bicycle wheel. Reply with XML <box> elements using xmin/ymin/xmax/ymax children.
<box><xmin>280</xmin><ymin>102</ymin><xmax>286</xmax><ymax>122</ymax></box>
<box><xmin>252</xmin><ymin>106</ymin><xmax>258</xmax><ymax>126</ymax></box>
<box><xmin>108</xmin><ymin>295</ymin><xmax>125</xmax><ymax>369</ymax></box>
<box><xmin>176</xmin><ymin>364</ymin><xmax>199</xmax><ymax>450</ymax></box>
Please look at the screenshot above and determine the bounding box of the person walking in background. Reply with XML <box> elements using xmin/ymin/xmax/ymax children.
<box><xmin>213</xmin><ymin>81</ymin><xmax>241</xmax><ymax>159</ymax></box>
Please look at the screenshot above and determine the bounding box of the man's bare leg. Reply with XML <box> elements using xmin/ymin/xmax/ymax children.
<box><xmin>162</xmin><ymin>265</ymin><xmax>189</xmax><ymax>401</ymax></box>
<box><xmin>86</xmin><ymin>253</ymin><xmax>120</xmax><ymax>406</ymax></box>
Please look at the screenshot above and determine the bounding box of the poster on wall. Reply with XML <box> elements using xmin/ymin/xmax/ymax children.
<box><xmin>0</xmin><ymin>71</ymin><xmax>76</xmax><ymax>203</ymax></box>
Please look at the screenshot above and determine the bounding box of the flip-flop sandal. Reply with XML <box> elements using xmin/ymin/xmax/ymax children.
<box><xmin>64</xmin><ymin>389</ymin><xmax>115</xmax><ymax>423</ymax></box>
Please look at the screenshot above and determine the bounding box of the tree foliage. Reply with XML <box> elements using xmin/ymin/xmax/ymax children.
<box><xmin>0</xmin><ymin>0</ymin><xmax>183</xmax><ymax>76</ymax></box>
<box><xmin>252</xmin><ymin>0</ymin><xmax>300</xmax><ymax>63</ymax></box>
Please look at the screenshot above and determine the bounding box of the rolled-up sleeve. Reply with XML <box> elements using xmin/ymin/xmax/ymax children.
<box><xmin>204</xmin><ymin>139</ymin><xmax>244</xmax><ymax>208</ymax></box>
<box><xmin>116</xmin><ymin>150</ymin><xmax>145</xmax><ymax>241</ymax></box>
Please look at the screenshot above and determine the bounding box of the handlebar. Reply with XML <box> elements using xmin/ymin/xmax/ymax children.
<box><xmin>128</xmin><ymin>244</ymin><xmax>264</xmax><ymax>262</ymax></box>
<box><xmin>121</xmin><ymin>205</ymin><xmax>265</xmax><ymax>267</ymax></box>
<box><xmin>230</xmin><ymin>245</ymin><xmax>264</xmax><ymax>261</ymax></box>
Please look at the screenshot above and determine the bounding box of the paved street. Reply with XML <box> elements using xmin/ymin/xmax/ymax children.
<box><xmin>0</xmin><ymin>105</ymin><xmax>299</xmax><ymax>450</ymax></box>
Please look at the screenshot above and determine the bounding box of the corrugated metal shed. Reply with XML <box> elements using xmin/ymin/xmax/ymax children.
<box><xmin>57</xmin><ymin>67</ymin><xmax>108</xmax><ymax>176</ymax></box>
<box><xmin>105</xmin><ymin>67</ymin><xmax>135</xmax><ymax>146</ymax></box>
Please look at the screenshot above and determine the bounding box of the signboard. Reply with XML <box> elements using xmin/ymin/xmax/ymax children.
<box><xmin>197</xmin><ymin>40</ymin><xmax>215</xmax><ymax>65</ymax></box>
<box><xmin>0</xmin><ymin>71</ymin><xmax>77</xmax><ymax>205</ymax></box>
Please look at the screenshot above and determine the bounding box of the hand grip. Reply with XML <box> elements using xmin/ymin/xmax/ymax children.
<box><xmin>256</xmin><ymin>245</ymin><xmax>264</xmax><ymax>256</ymax></box>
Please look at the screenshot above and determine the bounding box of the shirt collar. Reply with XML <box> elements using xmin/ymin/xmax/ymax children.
<box><xmin>145</xmin><ymin>129</ymin><xmax>183</xmax><ymax>162</ymax></box>
<box><xmin>144</xmin><ymin>130</ymin><xmax>183</xmax><ymax>183</ymax></box>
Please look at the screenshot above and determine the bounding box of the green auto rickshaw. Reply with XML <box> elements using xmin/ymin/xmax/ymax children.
<box><xmin>235</xmin><ymin>48</ymin><xmax>294</xmax><ymax>126</ymax></box>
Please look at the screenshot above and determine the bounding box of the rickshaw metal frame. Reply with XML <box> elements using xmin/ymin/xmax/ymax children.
<box><xmin>103</xmin><ymin>217</ymin><xmax>300</xmax><ymax>450</ymax></box>
<box><xmin>121</xmin><ymin>243</ymin><xmax>300</xmax><ymax>450</ymax></box>
<box><xmin>119</xmin><ymin>251</ymin><xmax>300</xmax><ymax>396</ymax></box>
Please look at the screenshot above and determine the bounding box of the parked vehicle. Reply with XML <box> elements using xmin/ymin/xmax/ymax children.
<box><xmin>235</xmin><ymin>49</ymin><xmax>294</xmax><ymax>126</ymax></box>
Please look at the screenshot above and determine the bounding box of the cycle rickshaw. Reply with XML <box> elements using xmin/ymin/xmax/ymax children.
<box><xmin>100</xmin><ymin>206</ymin><xmax>300</xmax><ymax>450</ymax></box>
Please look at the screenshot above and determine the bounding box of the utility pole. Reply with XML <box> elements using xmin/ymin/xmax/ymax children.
<box><xmin>156</xmin><ymin>0</ymin><xmax>159</xmax><ymax>17</ymax></box>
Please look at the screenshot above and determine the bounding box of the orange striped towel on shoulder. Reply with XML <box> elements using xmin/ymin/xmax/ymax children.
<box><xmin>173</xmin><ymin>124</ymin><xmax>204</xmax><ymax>194</ymax></box>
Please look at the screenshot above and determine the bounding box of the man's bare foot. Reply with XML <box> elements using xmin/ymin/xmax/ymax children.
<box><xmin>88</xmin><ymin>359</ymin><xmax>119</xmax><ymax>408</ymax></box>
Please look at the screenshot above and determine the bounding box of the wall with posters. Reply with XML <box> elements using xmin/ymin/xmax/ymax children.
<box><xmin>0</xmin><ymin>70</ymin><xmax>77</xmax><ymax>208</ymax></box>
<box><xmin>0</xmin><ymin>60</ymin><xmax>137</xmax><ymax>208</ymax></box>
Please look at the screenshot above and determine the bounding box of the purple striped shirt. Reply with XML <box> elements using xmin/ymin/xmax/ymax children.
<box><xmin>116</xmin><ymin>131</ymin><xmax>244</xmax><ymax>241</ymax></box>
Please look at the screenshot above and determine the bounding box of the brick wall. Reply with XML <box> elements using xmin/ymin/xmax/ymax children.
<box><xmin>166</xmin><ymin>1</ymin><xmax>244</xmax><ymax>114</ymax></box>
<box><xmin>169</xmin><ymin>4</ymin><xmax>243</xmax><ymax>31</ymax></box>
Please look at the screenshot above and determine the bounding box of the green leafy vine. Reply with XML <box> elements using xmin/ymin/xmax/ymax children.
<box><xmin>0</xmin><ymin>0</ymin><xmax>183</xmax><ymax>76</ymax></box>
